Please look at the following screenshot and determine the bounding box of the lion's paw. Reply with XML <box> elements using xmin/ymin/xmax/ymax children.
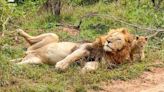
<box><xmin>81</xmin><ymin>62</ymin><xmax>99</xmax><ymax>74</ymax></box>
<box><xmin>16</xmin><ymin>29</ymin><xmax>24</xmax><ymax>35</ymax></box>
<box><xmin>55</xmin><ymin>60</ymin><xmax>70</xmax><ymax>71</ymax></box>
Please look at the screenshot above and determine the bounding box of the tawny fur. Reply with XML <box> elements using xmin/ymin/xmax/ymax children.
<box><xmin>15</xmin><ymin>28</ymin><xmax>134</xmax><ymax>72</ymax></box>
<box><xmin>130</xmin><ymin>36</ymin><xmax>147</xmax><ymax>61</ymax></box>
<box><xmin>16</xmin><ymin>29</ymin><xmax>93</xmax><ymax>71</ymax></box>
<box><xmin>17</xmin><ymin>29</ymin><xmax>59</xmax><ymax>53</ymax></box>
<box><xmin>97</xmin><ymin>28</ymin><xmax>133</xmax><ymax>64</ymax></box>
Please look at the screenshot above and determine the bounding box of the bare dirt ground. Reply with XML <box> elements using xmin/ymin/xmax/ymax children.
<box><xmin>90</xmin><ymin>63</ymin><xmax>164</xmax><ymax>92</ymax></box>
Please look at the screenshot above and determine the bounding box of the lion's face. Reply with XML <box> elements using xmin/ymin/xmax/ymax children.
<box><xmin>135</xmin><ymin>36</ymin><xmax>147</xmax><ymax>49</ymax></box>
<box><xmin>103</xmin><ymin>32</ymin><xmax>126</xmax><ymax>52</ymax></box>
<box><xmin>94</xmin><ymin>28</ymin><xmax>133</xmax><ymax>64</ymax></box>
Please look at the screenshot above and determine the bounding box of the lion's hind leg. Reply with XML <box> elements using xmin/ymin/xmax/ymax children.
<box><xmin>16</xmin><ymin>54</ymin><xmax>43</xmax><ymax>65</ymax></box>
<box><xmin>26</xmin><ymin>37</ymin><xmax>53</xmax><ymax>53</ymax></box>
<box><xmin>17</xmin><ymin>29</ymin><xmax>33</xmax><ymax>45</ymax></box>
<box><xmin>17</xmin><ymin>29</ymin><xmax>59</xmax><ymax>45</ymax></box>
<box><xmin>27</xmin><ymin>33</ymin><xmax>59</xmax><ymax>45</ymax></box>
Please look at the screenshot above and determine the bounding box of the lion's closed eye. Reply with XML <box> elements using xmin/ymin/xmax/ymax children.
<box><xmin>117</xmin><ymin>38</ymin><xmax>121</xmax><ymax>40</ymax></box>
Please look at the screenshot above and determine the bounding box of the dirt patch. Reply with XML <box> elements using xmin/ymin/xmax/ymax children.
<box><xmin>90</xmin><ymin>67</ymin><xmax>164</xmax><ymax>92</ymax></box>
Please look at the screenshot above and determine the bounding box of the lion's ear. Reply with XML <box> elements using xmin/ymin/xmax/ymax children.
<box><xmin>145</xmin><ymin>37</ymin><xmax>148</xmax><ymax>41</ymax></box>
<box><xmin>120</xmin><ymin>28</ymin><xmax>128</xmax><ymax>34</ymax></box>
<box><xmin>100</xmin><ymin>36</ymin><xmax>108</xmax><ymax>45</ymax></box>
<box><xmin>92</xmin><ymin>37</ymin><xmax>103</xmax><ymax>47</ymax></box>
<box><xmin>94</xmin><ymin>36</ymin><xmax>107</xmax><ymax>45</ymax></box>
<box><xmin>94</xmin><ymin>38</ymin><xmax>101</xmax><ymax>44</ymax></box>
<box><xmin>136</xmin><ymin>36</ymin><xmax>139</xmax><ymax>40</ymax></box>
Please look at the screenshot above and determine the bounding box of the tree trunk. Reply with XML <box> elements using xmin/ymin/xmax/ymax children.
<box><xmin>44</xmin><ymin>0</ymin><xmax>61</xmax><ymax>16</ymax></box>
<box><xmin>155</xmin><ymin>0</ymin><xmax>163</xmax><ymax>10</ymax></box>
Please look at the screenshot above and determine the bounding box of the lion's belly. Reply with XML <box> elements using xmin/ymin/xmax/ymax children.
<box><xmin>42</xmin><ymin>42</ymin><xmax>79</xmax><ymax>64</ymax></box>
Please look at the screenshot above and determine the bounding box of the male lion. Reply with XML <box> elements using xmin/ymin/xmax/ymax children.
<box><xmin>96</xmin><ymin>28</ymin><xmax>133</xmax><ymax>65</ymax></box>
<box><xmin>16</xmin><ymin>28</ymin><xmax>133</xmax><ymax>72</ymax></box>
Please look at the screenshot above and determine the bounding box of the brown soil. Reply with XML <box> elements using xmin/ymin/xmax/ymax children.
<box><xmin>91</xmin><ymin>67</ymin><xmax>164</xmax><ymax>92</ymax></box>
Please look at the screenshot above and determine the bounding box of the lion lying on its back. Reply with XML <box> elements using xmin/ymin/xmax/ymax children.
<box><xmin>16</xmin><ymin>28</ymin><xmax>133</xmax><ymax>72</ymax></box>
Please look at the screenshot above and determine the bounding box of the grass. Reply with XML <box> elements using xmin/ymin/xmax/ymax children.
<box><xmin>0</xmin><ymin>0</ymin><xmax>164</xmax><ymax>92</ymax></box>
<box><xmin>0</xmin><ymin>44</ymin><xmax>163</xmax><ymax>92</ymax></box>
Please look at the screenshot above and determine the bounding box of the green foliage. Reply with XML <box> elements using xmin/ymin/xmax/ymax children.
<box><xmin>0</xmin><ymin>1</ymin><xmax>13</xmax><ymax>31</ymax></box>
<box><xmin>67</xmin><ymin>0</ymin><xmax>99</xmax><ymax>6</ymax></box>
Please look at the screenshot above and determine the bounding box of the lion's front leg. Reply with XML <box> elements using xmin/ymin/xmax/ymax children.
<box><xmin>55</xmin><ymin>48</ymin><xmax>90</xmax><ymax>71</ymax></box>
<box><xmin>140</xmin><ymin>51</ymin><xmax>145</xmax><ymax>60</ymax></box>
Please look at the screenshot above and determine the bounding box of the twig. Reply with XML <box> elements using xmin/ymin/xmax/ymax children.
<box><xmin>89</xmin><ymin>14</ymin><xmax>164</xmax><ymax>32</ymax></box>
<box><xmin>81</xmin><ymin>12</ymin><xmax>164</xmax><ymax>32</ymax></box>
<box><xmin>147</xmin><ymin>30</ymin><xmax>164</xmax><ymax>38</ymax></box>
<box><xmin>55</xmin><ymin>12</ymin><xmax>98</xmax><ymax>30</ymax></box>
<box><xmin>56</xmin><ymin>19</ymin><xmax>82</xmax><ymax>30</ymax></box>
<box><xmin>1</xmin><ymin>16</ymin><xmax>10</xmax><ymax>36</ymax></box>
